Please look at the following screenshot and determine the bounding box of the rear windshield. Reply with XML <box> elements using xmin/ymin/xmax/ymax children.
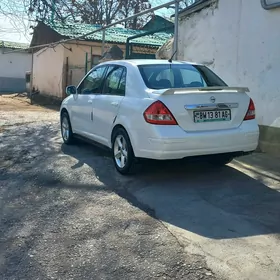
<box><xmin>138</xmin><ymin>64</ymin><xmax>227</xmax><ymax>89</ymax></box>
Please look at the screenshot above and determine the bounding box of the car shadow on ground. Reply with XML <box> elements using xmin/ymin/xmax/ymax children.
<box><xmin>2</xmin><ymin>122</ymin><xmax>279</xmax><ymax>279</ymax></box>
<box><xmin>61</xmin><ymin>140</ymin><xmax>280</xmax><ymax>240</ymax></box>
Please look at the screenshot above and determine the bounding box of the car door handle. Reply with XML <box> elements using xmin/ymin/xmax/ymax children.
<box><xmin>111</xmin><ymin>102</ymin><xmax>119</xmax><ymax>107</ymax></box>
<box><xmin>88</xmin><ymin>100</ymin><xmax>93</xmax><ymax>104</ymax></box>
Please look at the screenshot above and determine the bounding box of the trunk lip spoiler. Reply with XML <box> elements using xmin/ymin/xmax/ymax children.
<box><xmin>149</xmin><ymin>87</ymin><xmax>250</xmax><ymax>95</ymax></box>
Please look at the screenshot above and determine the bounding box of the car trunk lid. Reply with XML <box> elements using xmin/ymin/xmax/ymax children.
<box><xmin>147</xmin><ymin>87</ymin><xmax>251</xmax><ymax>132</ymax></box>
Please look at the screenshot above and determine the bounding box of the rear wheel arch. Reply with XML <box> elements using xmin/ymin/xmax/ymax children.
<box><xmin>111</xmin><ymin>124</ymin><xmax>126</xmax><ymax>145</ymax></box>
<box><xmin>111</xmin><ymin>124</ymin><xmax>135</xmax><ymax>151</ymax></box>
<box><xmin>111</xmin><ymin>125</ymin><xmax>138</xmax><ymax>175</ymax></box>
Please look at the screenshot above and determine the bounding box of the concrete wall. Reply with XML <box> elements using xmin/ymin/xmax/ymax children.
<box><xmin>178</xmin><ymin>0</ymin><xmax>280</xmax><ymax>154</ymax></box>
<box><xmin>63</xmin><ymin>41</ymin><xmax>159</xmax><ymax>87</ymax></box>
<box><xmin>63</xmin><ymin>41</ymin><xmax>106</xmax><ymax>87</ymax></box>
<box><xmin>32</xmin><ymin>44</ymin><xmax>65</xmax><ymax>98</ymax></box>
<box><xmin>32</xmin><ymin>41</ymin><xmax>127</xmax><ymax>99</ymax></box>
<box><xmin>63</xmin><ymin>41</ymin><xmax>132</xmax><ymax>87</ymax></box>
<box><xmin>31</xmin><ymin>39</ymin><xmax>165</xmax><ymax>99</ymax></box>
<box><xmin>0</xmin><ymin>48</ymin><xmax>31</xmax><ymax>93</ymax></box>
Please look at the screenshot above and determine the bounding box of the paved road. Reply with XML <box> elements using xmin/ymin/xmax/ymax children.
<box><xmin>0</xmin><ymin>96</ymin><xmax>280</xmax><ymax>280</ymax></box>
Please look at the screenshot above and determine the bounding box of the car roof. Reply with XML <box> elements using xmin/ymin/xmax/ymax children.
<box><xmin>100</xmin><ymin>59</ymin><xmax>204</xmax><ymax>67</ymax></box>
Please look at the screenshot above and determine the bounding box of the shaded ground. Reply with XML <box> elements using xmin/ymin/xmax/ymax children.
<box><xmin>1</xmin><ymin>95</ymin><xmax>280</xmax><ymax>280</ymax></box>
<box><xmin>0</xmin><ymin>96</ymin><xmax>220</xmax><ymax>279</ymax></box>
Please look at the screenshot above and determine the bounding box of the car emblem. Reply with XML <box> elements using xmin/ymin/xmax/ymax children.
<box><xmin>210</xmin><ymin>96</ymin><xmax>216</xmax><ymax>103</ymax></box>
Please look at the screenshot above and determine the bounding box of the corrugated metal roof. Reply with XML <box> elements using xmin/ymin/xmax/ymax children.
<box><xmin>46</xmin><ymin>21</ymin><xmax>172</xmax><ymax>47</ymax></box>
<box><xmin>1</xmin><ymin>40</ymin><xmax>29</xmax><ymax>49</ymax></box>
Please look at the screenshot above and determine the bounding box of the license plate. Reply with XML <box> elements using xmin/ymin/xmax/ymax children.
<box><xmin>194</xmin><ymin>109</ymin><xmax>231</xmax><ymax>123</ymax></box>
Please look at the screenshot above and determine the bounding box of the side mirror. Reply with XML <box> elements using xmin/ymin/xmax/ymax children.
<box><xmin>66</xmin><ymin>85</ymin><xmax>77</xmax><ymax>95</ymax></box>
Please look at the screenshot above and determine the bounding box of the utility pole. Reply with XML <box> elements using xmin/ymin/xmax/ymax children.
<box><xmin>173</xmin><ymin>0</ymin><xmax>179</xmax><ymax>60</ymax></box>
<box><xmin>102</xmin><ymin>29</ymin><xmax>105</xmax><ymax>55</ymax></box>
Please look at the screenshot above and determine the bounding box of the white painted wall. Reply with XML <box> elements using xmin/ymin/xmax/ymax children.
<box><xmin>0</xmin><ymin>49</ymin><xmax>31</xmax><ymax>92</ymax></box>
<box><xmin>32</xmin><ymin>45</ymin><xmax>65</xmax><ymax>98</ymax></box>
<box><xmin>178</xmin><ymin>0</ymin><xmax>280</xmax><ymax>128</ymax></box>
<box><xmin>0</xmin><ymin>49</ymin><xmax>31</xmax><ymax>78</ymax></box>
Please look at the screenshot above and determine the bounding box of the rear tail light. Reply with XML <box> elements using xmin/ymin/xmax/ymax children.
<box><xmin>143</xmin><ymin>100</ymin><xmax>177</xmax><ymax>125</ymax></box>
<box><xmin>244</xmin><ymin>98</ymin><xmax>255</xmax><ymax>120</ymax></box>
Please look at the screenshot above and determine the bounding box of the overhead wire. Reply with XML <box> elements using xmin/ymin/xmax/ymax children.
<box><xmin>3</xmin><ymin>0</ymin><xmax>179</xmax><ymax>55</ymax></box>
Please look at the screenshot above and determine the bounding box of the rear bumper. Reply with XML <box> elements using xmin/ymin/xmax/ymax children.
<box><xmin>133</xmin><ymin>120</ymin><xmax>259</xmax><ymax>160</ymax></box>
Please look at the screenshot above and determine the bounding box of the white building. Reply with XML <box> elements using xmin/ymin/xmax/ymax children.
<box><xmin>0</xmin><ymin>41</ymin><xmax>31</xmax><ymax>93</ymax></box>
<box><xmin>178</xmin><ymin>0</ymin><xmax>280</xmax><ymax>155</ymax></box>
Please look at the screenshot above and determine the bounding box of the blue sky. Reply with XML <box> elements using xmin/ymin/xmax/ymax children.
<box><xmin>0</xmin><ymin>0</ymin><xmax>173</xmax><ymax>44</ymax></box>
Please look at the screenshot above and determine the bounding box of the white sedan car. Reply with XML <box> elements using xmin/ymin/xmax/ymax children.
<box><xmin>60</xmin><ymin>59</ymin><xmax>259</xmax><ymax>174</ymax></box>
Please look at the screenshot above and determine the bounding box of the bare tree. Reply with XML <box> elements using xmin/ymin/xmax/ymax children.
<box><xmin>72</xmin><ymin>0</ymin><xmax>123</xmax><ymax>26</ymax></box>
<box><xmin>28</xmin><ymin>0</ymin><xmax>77</xmax><ymax>22</ymax></box>
<box><xmin>150</xmin><ymin>0</ymin><xmax>199</xmax><ymax>21</ymax></box>
<box><xmin>0</xmin><ymin>0</ymin><xmax>31</xmax><ymax>41</ymax></box>
<box><xmin>27</xmin><ymin>0</ymin><xmax>154</xmax><ymax>29</ymax></box>
<box><xmin>119</xmin><ymin>0</ymin><xmax>153</xmax><ymax>29</ymax></box>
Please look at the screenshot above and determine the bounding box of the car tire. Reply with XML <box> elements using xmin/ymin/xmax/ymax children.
<box><xmin>112</xmin><ymin>128</ymin><xmax>137</xmax><ymax>175</ymax></box>
<box><xmin>61</xmin><ymin>112</ymin><xmax>74</xmax><ymax>145</ymax></box>
<box><xmin>211</xmin><ymin>155</ymin><xmax>233</xmax><ymax>166</ymax></box>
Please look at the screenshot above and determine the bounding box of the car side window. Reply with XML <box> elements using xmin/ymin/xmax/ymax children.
<box><xmin>102</xmin><ymin>66</ymin><xmax>126</xmax><ymax>96</ymax></box>
<box><xmin>77</xmin><ymin>66</ymin><xmax>107</xmax><ymax>94</ymax></box>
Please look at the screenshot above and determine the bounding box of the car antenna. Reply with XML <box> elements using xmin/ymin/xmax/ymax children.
<box><xmin>168</xmin><ymin>50</ymin><xmax>177</xmax><ymax>63</ymax></box>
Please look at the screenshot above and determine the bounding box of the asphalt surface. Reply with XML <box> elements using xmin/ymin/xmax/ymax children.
<box><xmin>0</xmin><ymin>95</ymin><xmax>280</xmax><ymax>280</ymax></box>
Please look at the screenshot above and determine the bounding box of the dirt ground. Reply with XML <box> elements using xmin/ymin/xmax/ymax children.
<box><xmin>1</xmin><ymin>94</ymin><xmax>280</xmax><ymax>280</ymax></box>
<box><xmin>0</xmin><ymin>94</ymin><xmax>58</xmax><ymax>132</ymax></box>
<box><xmin>0</xmin><ymin>94</ymin><xmax>221</xmax><ymax>280</ymax></box>
<box><xmin>0</xmin><ymin>94</ymin><xmax>50</xmax><ymax>111</ymax></box>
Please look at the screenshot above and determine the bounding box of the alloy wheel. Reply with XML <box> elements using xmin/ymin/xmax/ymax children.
<box><xmin>61</xmin><ymin>116</ymin><xmax>70</xmax><ymax>142</ymax></box>
<box><xmin>113</xmin><ymin>135</ymin><xmax>128</xmax><ymax>168</ymax></box>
